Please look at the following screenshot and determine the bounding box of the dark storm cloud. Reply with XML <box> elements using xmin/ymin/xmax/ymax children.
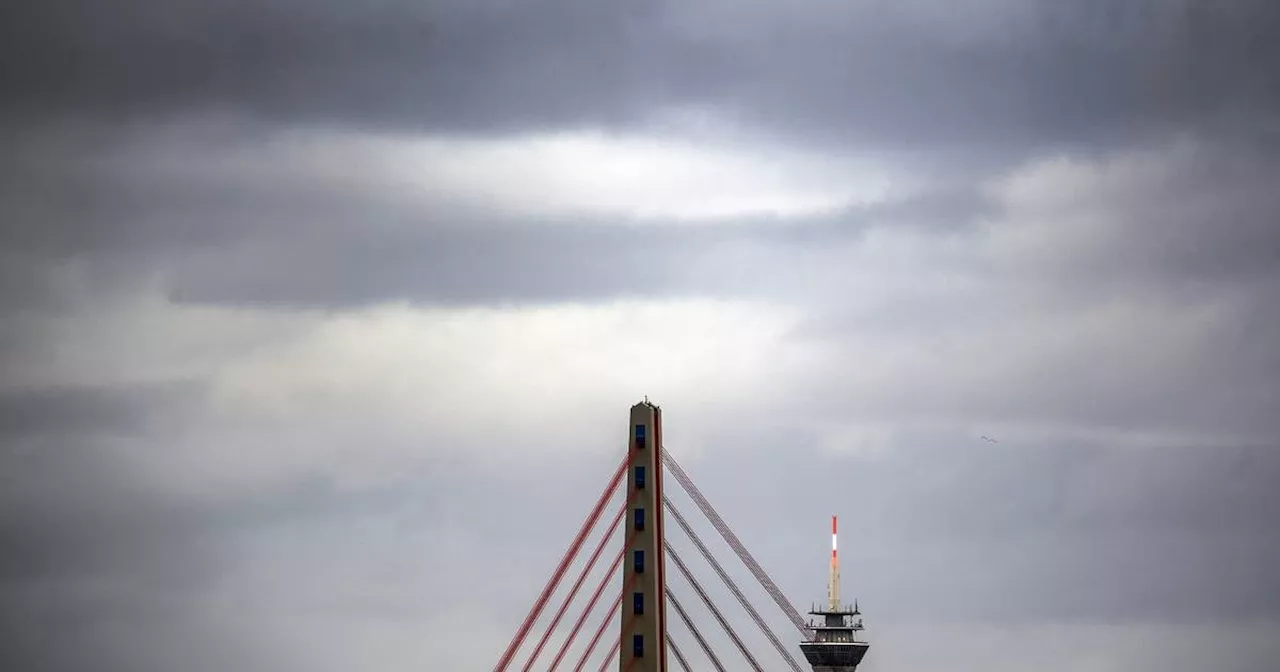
<box><xmin>156</xmin><ymin>195</ymin><xmax>993</xmax><ymax>309</ymax></box>
<box><xmin>5</xmin><ymin>125</ymin><xmax>1278</xmax><ymax>312</ymax></box>
<box><xmin>0</xmin><ymin>382</ymin><xmax>212</xmax><ymax>581</ymax></box>
<box><xmin>0</xmin><ymin>0</ymin><xmax>675</xmax><ymax>132</ymax></box>
<box><xmin>0</xmin><ymin>382</ymin><xmax>230</xmax><ymax>672</ymax></box>
<box><xmin>1</xmin><ymin>0</ymin><xmax>1276</xmax><ymax>316</ymax></box>
<box><xmin>0</xmin><ymin>116</ymin><xmax>999</xmax><ymax>309</ymax></box>
<box><xmin>0</xmin><ymin>381</ymin><xmax>197</xmax><ymax>438</ymax></box>
<box><xmin>3</xmin><ymin>0</ymin><xmax>1276</xmax><ymax>156</ymax></box>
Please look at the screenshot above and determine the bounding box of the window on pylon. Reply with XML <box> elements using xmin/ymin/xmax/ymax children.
<box><xmin>633</xmin><ymin>592</ymin><xmax>644</xmax><ymax>615</ymax></box>
<box><xmin>633</xmin><ymin>634</ymin><xmax>644</xmax><ymax>658</ymax></box>
<box><xmin>634</xmin><ymin>507</ymin><xmax>645</xmax><ymax>531</ymax></box>
<box><xmin>634</xmin><ymin>424</ymin><xmax>646</xmax><ymax>448</ymax></box>
<box><xmin>634</xmin><ymin>466</ymin><xmax>646</xmax><ymax>489</ymax></box>
<box><xmin>633</xmin><ymin>550</ymin><xmax>644</xmax><ymax>573</ymax></box>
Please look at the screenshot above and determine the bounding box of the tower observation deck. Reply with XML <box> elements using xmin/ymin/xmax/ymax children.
<box><xmin>798</xmin><ymin>515</ymin><xmax>870</xmax><ymax>672</ymax></box>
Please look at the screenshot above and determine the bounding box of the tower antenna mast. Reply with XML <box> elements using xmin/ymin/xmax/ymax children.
<box><xmin>828</xmin><ymin>515</ymin><xmax>840</xmax><ymax>612</ymax></box>
<box><xmin>800</xmin><ymin>513</ymin><xmax>869</xmax><ymax>670</ymax></box>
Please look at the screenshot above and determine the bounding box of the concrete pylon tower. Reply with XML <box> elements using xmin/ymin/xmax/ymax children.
<box><xmin>618</xmin><ymin>400</ymin><xmax>668</xmax><ymax>671</ymax></box>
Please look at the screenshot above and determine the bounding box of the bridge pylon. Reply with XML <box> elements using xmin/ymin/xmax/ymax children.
<box><xmin>619</xmin><ymin>400</ymin><xmax>669</xmax><ymax>671</ymax></box>
<box><xmin>493</xmin><ymin>401</ymin><xmax>870</xmax><ymax>672</ymax></box>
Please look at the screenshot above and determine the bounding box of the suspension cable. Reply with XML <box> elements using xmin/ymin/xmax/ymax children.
<box><xmin>573</xmin><ymin>562</ymin><xmax>645</xmax><ymax>672</ymax></box>
<box><xmin>596</xmin><ymin>570</ymin><xmax>650</xmax><ymax>672</ymax></box>
<box><xmin>552</xmin><ymin>522</ymin><xmax>645</xmax><ymax>671</ymax></box>
<box><xmin>594</xmin><ymin>634</ymin><xmax>620</xmax><ymax>672</ymax></box>
<box><xmin>667</xmin><ymin>635</ymin><xmax>693</xmax><ymax>672</ymax></box>
<box><xmin>667</xmin><ymin>590</ymin><xmax>727</xmax><ymax>672</ymax></box>
<box><xmin>545</xmin><ymin>544</ymin><xmax>624</xmax><ymax>670</ymax></box>
<box><xmin>667</xmin><ymin>545</ymin><xmax>765</xmax><ymax>672</ymax></box>
<box><xmin>494</xmin><ymin>452</ymin><xmax>631</xmax><ymax>672</ymax></box>
<box><xmin>522</xmin><ymin>505</ymin><xmax>626</xmax><ymax>671</ymax></box>
<box><xmin>573</xmin><ymin>592</ymin><xmax>620</xmax><ymax>672</ymax></box>
<box><xmin>662</xmin><ymin>447</ymin><xmax>813</xmax><ymax>638</ymax></box>
<box><xmin>665</xmin><ymin>495</ymin><xmax>806</xmax><ymax>672</ymax></box>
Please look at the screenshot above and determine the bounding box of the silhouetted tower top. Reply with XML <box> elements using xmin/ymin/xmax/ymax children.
<box><xmin>799</xmin><ymin>515</ymin><xmax>869</xmax><ymax>672</ymax></box>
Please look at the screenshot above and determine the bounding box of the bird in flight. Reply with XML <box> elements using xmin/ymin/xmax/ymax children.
<box><xmin>981</xmin><ymin>435</ymin><xmax>998</xmax><ymax>443</ymax></box>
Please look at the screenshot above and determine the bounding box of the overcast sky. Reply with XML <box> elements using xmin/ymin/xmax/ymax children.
<box><xmin>2</xmin><ymin>1</ymin><xmax>1279</xmax><ymax>671</ymax></box>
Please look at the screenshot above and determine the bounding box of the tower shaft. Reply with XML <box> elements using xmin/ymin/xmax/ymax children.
<box><xmin>619</xmin><ymin>402</ymin><xmax>668</xmax><ymax>672</ymax></box>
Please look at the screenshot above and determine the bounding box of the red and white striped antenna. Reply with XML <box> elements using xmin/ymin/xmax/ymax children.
<box><xmin>827</xmin><ymin>514</ymin><xmax>840</xmax><ymax>611</ymax></box>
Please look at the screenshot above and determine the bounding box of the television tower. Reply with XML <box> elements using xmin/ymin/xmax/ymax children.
<box><xmin>799</xmin><ymin>515</ymin><xmax>869</xmax><ymax>671</ymax></box>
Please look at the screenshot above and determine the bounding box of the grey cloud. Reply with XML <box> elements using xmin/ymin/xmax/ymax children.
<box><xmin>0</xmin><ymin>383</ymin><xmax>217</xmax><ymax>584</ymax></box>
<box><xmin>790</xmin><ymin>296</ymin><xmax>1280</xmax><ymax>457</ymax></box>
<box><xmin>0</xmin><ymin>0</ymin><xmax>666</xmax><ymax>133</ymax></box>
<box><xmin>773</xmin><ymin>148</ymin><xmax>1280</xmax><ymax>448</ymax></box>
<box><xmin>3</xmin><ymin>1</ymin><xmax>1280</xmax><ymax>670</ymax></box>
<box><xmin>0</xmin><ymin>379</ymin><xmax>486</xmax><ymax>672</ymax></box>
<box><xmin>0</xmin><ymin>380</ymin><xmax>199</xmax><ymax>438</ymax></box>
<box><xmin>0</xmin><ymin>120</ymin><xmax>997</xmax><ymax>310</ymax></box>
<box><xmin>7</xmin><ymin>114</ymin><xmax>1279</xmax><ymax>318</ymax></box>
<box><xmin>0</xmin><ymin>394</ymin><xmax>230</xmax><ymax>672</ymax></box>
<box><xmin>3</xmin><ymin>0</ymin><xmax>1276</xmax><ymax>158</ymax></box>
<box><xmin>0</xmin><ymin>382</ymin><xmax>608</xmax><ymax>672</ymax></box>
<box><xmin>3</xmin><ymin>121</ymin><xmax>1276</xmax><ymax>503</ymax></box>
<box><xmin>1006</xmin><ymin>146</ymin><xmax>1280</xmax><ymax>289</ymax></box>
<box><xmin>10</xmin><ymin>133</ymin><xmax>1277</xmax><ymax>313</ymax></box>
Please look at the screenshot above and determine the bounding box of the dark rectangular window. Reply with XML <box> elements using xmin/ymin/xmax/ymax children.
<box><xmin>634</xmin><ymin>424</ymin><xmax>646</xmax><ymax>448</ymax></box>
<box><xmin>633</xmin><ymin>592</ymin><xmax>644</xmax><ymax>615</ymax></box>
<box><xmin>633</xmin><ymin>549</ymin><xmax>644</xmax><ymax>574</ymax></box>
<box><xmin>634</xmin><ymin>466</ymin><xmax>646</xmax><ymax>489</ymax></box>
<box><xmin>634</xmin><ymin>507</ymin><xmax>645</xmax><ymax>531</ymax></box>
<box><xmin>633</xmin><ymin>634</ymin><xmax>644</xmax><ymax>658</ymax></box>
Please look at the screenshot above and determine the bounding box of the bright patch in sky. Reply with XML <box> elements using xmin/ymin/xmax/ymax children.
<box><xmin>19</xmin><ymin>291</ymin><xmax>811</xmax><ymax>497</ymax></box>
<box><xmin>91</xmin><ymin>118</ymin><xmax>893</xmax><ymax>223</ymax></box>
<box><xmin>415</xmin><ymin>131</ymin><xmax>890</xmax><ymax>220</ymax></box>
<box><xmin>252</xmin><ymin>128</ymin><xmax>892</xmax><ymax>221</ymax></box>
